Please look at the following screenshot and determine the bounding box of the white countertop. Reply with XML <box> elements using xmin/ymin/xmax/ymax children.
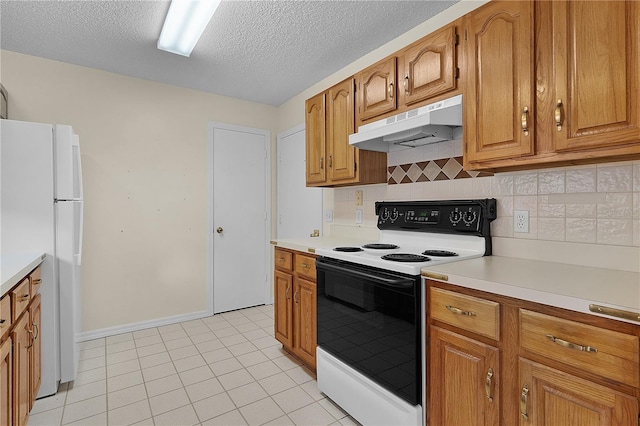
<box><xmin>272</xmin><ymin>236</ymin><xmax>375</xmax><ymax>254</ymax></box>
<box><xmin>1</xmin><ymin>253</ymin><xmax>46</xmax><ymax>297</ymax></box>
<box><xmin>422</xmin><ymin>256</ymin><xmax>640</xmax><ymax>324</ymax></box>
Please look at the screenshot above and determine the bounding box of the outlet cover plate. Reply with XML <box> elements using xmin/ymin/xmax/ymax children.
<box><xmin>514</xmin><ymin>210</ymin><xmax>529</xmax><ymax>233</ymax></box>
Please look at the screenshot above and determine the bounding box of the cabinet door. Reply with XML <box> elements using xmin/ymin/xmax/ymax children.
<box><xmin>11</xmin><ymin>314</ymin><xmax>30</xmax><ymax>426</ymax></box>
<box><xmin>356</xmin><ymin>57</ymin><xmax>397</xmax><ymax>123</ymax></box>
<box><xmin>464</xmin><ymin>0</ymin><xmax>535</xmax><ymax>165</ymax></box>
<box><xmin>430</xmin><ymin>326</ymin><xmax>499</xmax><ymax>426</ymax></box>
<box><xmin>1</xmin><ymin>337</ymin><xmax>11</xmax><ymax>426</ymax></box>
<box><xmin>551</xmin><ymin>1</ymin><xmax>640</xmax><ymax>152</ymax></box>
<box><xmin>400</xmin><ymin>25</ymin><xmax>457</xmax><ymax>107</ymax></box>
<box><xmin>293</xmin><ymin>277</ymin><xmax>316</xmax><ymax>369</ymax></box>
<box><xmin>305</xmin><ymin>92</ymin><xmax>326</xmax><ymax>185</ymax></box>
<box><xmin>327</xmin><ymin>78</ymin><xmax>356</xmax><ymax>182</ymax></box>
<box><xmin>274</xmin><ymin>270</ymin><xmax>293</xmax><ymax>350</ymax></box>
<box><xmin>29</xmin><ymin>294</ymin><xmax>41</xmax><ymax>409</ymax></box>
<box><xmin>519</xmin><ymin>358</ymin><xmax>638</xmax><ymax>426</ymax></box>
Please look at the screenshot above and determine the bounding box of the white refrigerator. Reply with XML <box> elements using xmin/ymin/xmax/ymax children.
<box><xmin>1</xmin><ymin>119</ymin><xmax>83</xmax><ymax>397</ymax></box>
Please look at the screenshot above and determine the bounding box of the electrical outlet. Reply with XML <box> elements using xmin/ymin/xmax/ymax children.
<box><xmin>355</xmin><ymin>190</ymin><xmax>363</xmax><ymax>206</ymax></box>
<box><xmin>514</xmin><ymin>210</ymin><xmax>529</xmax><ymax>233</ymax></box>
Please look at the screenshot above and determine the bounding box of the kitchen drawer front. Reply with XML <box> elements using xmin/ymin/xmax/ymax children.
<box><xmin>274</xmin><ymin>248</ymin><xmax>293</xmax><ymax>272</ymax></box>
<box><xmin>294</xmin><ymin>254</ymin><xmax>317</xmax><ymax>280</ymax></box>
<box><xmin>520</xmin><ymin>309</ymin><xmax>639</xmax><ymax>388</ymax></box>
<box><xmin>430</xmin><ymin>287</ymin><xmax>500</xmax><ymax>340</ymax></box>
<box><xmin>0</xmin><ymin>294</ymin><xmax>11</xmax><ymax>340</ymax></box>
<box><xmin>30</xmin><ymin>267</ymin><xmax>42</xmax><ymax>296</ymax></box>
<box><xmin>11</xmin><ymin>278</ymin><xmax>31</xmax><ymax>321</ymax></box>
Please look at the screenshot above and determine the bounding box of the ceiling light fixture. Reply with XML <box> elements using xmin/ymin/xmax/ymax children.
<box><xmin>157</xmin><ymin>0</ymin><xmax>221</xmax><ymax>57</ymax></box>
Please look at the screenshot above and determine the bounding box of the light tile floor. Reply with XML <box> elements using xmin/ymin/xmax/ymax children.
<box><xmin>29</xmin><ymin>305</ymin><xmax>360</xmax><ymax>426</ymax></box>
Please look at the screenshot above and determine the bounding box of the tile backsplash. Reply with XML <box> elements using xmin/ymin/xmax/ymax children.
<box><xmin>330</xmin><ymin>140</ymin><xmax>640</xmax><ymax>248</ymax></box>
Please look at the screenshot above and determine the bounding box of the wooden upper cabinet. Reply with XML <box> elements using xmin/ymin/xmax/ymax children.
<box><xmin>327</xmin><ymin>79</ymin><xmax>356</xmax><ymax>182</ymax></box>
<box><xmin>463</xmin><ymin>0</ymin><xmax>535</xmax><ymax>167</ymax></box>
<box><xmin>549</xmin><ymin>1</ymin><xmax>640</xmax><ymax>153</ymax></box>
<box><xmin>305</xmin><ymin>92</ymin><xmax>326</xmax><ymax>185</ymax></box>
<box><xmin>356</xmin><ymin>57</ymin><xmax>397</xmax><ymax>124</ymax></box>
<box><xmin>399</xmin><ymin>25</ymin><xmax>457</xmax><ymax>107</ymax></box>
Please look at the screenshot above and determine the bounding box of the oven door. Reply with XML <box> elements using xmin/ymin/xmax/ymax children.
<box><xmin>316</xmin><ymin>257</ymin><xmax>421</xmax><ymax>405</ymax></box>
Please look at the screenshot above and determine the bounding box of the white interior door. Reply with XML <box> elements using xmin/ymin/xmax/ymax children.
<box><xmin>209</xmin><ymin>123</ymin><xmax>270</xmax><ymax>314</ymax></box>
<box><xmin>277</xmin><ymin>125</ymin><xmax>322</xmax><ymax>238</ymax></box>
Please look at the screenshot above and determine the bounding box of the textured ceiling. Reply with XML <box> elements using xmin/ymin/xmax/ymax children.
<box><xmin>1</xmin><ymin>0</ymin><xmax>459</xmax><ymax>106</ymax></box>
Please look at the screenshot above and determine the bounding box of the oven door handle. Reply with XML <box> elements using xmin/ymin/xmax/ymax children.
<box><xmin>317</xmin><ymin>261</ymin><xmax>415</xmax><ymax>289</ymax></box>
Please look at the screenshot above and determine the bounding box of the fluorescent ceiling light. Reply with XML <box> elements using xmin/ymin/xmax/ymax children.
<box><xmin>158</xmin><ymin>0</ymin><xmax>221</xmax><ymax>57</ymax></box>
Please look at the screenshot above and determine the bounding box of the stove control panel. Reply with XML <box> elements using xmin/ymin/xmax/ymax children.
<box><xmin>375</xmin><ymin>199</ymin><xmax>497</xmax><ymax>235</ymax></box>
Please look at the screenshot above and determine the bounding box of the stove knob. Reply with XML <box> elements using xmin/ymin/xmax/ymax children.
<box><xmin>390</xmin><ymin>208</ymin><xmax>399</xmax><ymax>222</ymax></box>
<box><xmin>380</xmin><ymin>208</ymin><xmax>390</xmax><ymax>222</ymax></box>
<box><xmin>463</xmin><ymin>210</ymin><xmax>477</xmax><ymax>225</ymax></box>
<box><xmin>449</xmin><ymin>210</ymin><xmax>462</xmax><ymax>224</ymax></box>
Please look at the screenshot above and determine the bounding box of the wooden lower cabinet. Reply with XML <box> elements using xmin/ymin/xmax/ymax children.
<box><xmin>1</xmin><ymin>337</ymin><xmax>12</xmax><ymax>426</ymax></box>
<box><xmin>273</xmin><ymin>248</ymin><xmax>317</xmax><ymax>370</ymax></box>
<box><xmin>12</xmin><ymin>314</ymin><xmax>30</xmax><ymax>426</ymax></box>
<box><xmin>426</xmin><ymin>280</ymin><xmax>640</xmax><ymax>426</ymax></box>
<box><xmin>1</xmin><ymin>265</ymin><xmax>43</xmax><ymax>426</ymax></box>
<box><xmin>519</xmin><ymin>358</ymin><xmax>638</xmax><ymax>426</ymax></box>
<box><xmin>429</xmin><ymin>326</ymin><xmax>499</xmax><ymax>426</ymax></box>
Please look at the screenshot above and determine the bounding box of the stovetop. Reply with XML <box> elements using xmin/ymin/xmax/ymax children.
<box><xmin>316</xmin><ymin>199</ymin><xmax>497</xmax><ymax>275</ymax></box>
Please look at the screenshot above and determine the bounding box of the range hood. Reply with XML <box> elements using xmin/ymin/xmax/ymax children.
<box><xmin>349</xmin><ymin>94</ymin><xmax>463</xmax><ymax>152</ymax></box>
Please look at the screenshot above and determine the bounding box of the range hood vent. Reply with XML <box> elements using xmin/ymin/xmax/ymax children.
<box><xmin>349</xmin><ymin>94</ymin><xmax>462</xmax><ymax>152</ymax></box>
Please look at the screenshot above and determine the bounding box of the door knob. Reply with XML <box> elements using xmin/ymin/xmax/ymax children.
<box><xmin>216</xmin><ymin>227</ymin><xmax>223</xmax><ymax>234</ymax></box>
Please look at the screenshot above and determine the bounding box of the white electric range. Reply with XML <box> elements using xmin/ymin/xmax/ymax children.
<box><xmin>315</xmin><ymin>199</ymin><xmax>497</xmax><ymax>426</ymax></box>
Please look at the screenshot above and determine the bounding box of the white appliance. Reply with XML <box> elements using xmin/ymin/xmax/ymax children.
<box><xmin>315</xmin><ymin>199</ymin><xmax>496</xmax><ymax>426</ymax></box>
<box><xmin>1</xmin><ymin>119</ymin><xmax>83</xmax><ymax>397</ymax></box>
<box><xmin>349</xmin><ymin>94</ymin><xmax>463</xmax><ymax>152</ymax></box>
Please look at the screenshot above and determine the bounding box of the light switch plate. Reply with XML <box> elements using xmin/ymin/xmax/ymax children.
<box><xmin>355</xmin><ymin>209</ymin><xmax>363</xmax><ymax>224</ymax></box>
<box><xmin>324</xmin><ymin>209</ymin><xmax>333</xmax><ymax>222</ymax></box>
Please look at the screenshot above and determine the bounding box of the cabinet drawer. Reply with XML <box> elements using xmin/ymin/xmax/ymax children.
<box><xmin>430</xmin><ymin>287</ymin><xmax>500</xmax><ymax>340</ymax></box>
<box><xmin>294</xmin><ymin>254</ymin><xmax>317</xmax><ymax>280</ymax></box>
<box><xmin>0</xmin><ymin>295</ymin><xmax>11</xmax><ymax>339</ymax></box>
<box><xmin>274</xmin><ymin>249</ymin><xmax>293</xmax><ymax>272</ymax></box>
<box><xmin>30</xmin><ymin>267</ymin><xmax>42</xmax><ymax>296</ymax></box>
<box><xmin>11</xmin><ymin>278</ymin><xmax>31</xmax><ymax>321</ymax></box>
<box><xmin>520</xmin><ymin>309</ymin><xmax>639</xmax><ymax>388</ymax></box>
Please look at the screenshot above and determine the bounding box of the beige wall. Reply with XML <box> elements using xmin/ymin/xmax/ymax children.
<box><xmin>1</xmin><ymin>50</ymin><xmax>278</xmax><ymax>333</ymax></box>
<box><xmin>1</xmin><ymin>0</ymin><xmax>489</xmax><ymax>335</ymax></box>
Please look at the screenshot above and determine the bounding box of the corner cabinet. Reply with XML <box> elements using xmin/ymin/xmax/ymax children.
<box><xmin>305</xmin><ymin>78</ymin><xmax>387</xmax><ymax>187</ymax></box>
<box><xmin>273</xmin><ymin>247</ymin><xmax>317</xmax><ymax>370</ymax></box>
<box><xmin>425</xmin><ymin>279</ymin><xmax>640</xmax><ymax>426</ymax></box>
<box><xmin>464</xmin><ymin>0</ymin><xmax>640</xmax><ymax>171</ymax></box>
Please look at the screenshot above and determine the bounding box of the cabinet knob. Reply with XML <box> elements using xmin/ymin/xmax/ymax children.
<box><xmin>216</xmin><ymin>227</ymin><xmax>224</xmax><ymax>234</ymax></box>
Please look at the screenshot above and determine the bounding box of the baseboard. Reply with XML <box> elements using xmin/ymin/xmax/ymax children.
<box><xmin>79</xmin><ymin>310</ymin><xmax>211</xmax><ymax>342</ymax></box>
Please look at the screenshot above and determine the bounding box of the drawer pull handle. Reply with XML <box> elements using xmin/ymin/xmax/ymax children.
<box><xmin>277</xmin><ymin>257</ymin><xmax>285</xmax><ymax>262</ymax></box>
<box><xmin>31</xmin><ymin>323</ymin><xmax>39</xmax><ymax>340</ymax></box>
<box><xmin>285</xmin><ymin>286</ymin><xmax>290</xmax><ymax>300</ymax></box>
<box><xmin>404</xmin><ymin>76</ymin><xmax>409</xmax><ymax>94</ymax></box>
<box><xmin>301</xmin><ymin>263</ymin><xmax>311</xmax><ymax>269</ymax></box>
<box><xmin>520</xmin><ymin>384</ymin><xmax>529</xmax><ymax>420</ymax></box>
<box><xmin>19</xmin><ymin>294</ymin><xmax>30</xmax><ymax>302</ymax></box>
<box><xmin>294</xmin><ymin>290</ymin><xmax>299</xmax><ymax>304</ymax></box>
<box><xmin>485</xmin><ymin>368</ymin><xmax>494</xmax><ymax>402</ymax></box>
<box><xmin>589</xmin><ymin>304</ymin><xmax>640</xmax><ymax>323</ymax></box>
<box><xmin>388</xmin><ymin>82</ymin><xmax>394</xmax><ymax>100</ymax></box>
<box><xmin>446</xmin><ymin>305</ymin><xmax>476</xmax><ymax>317</ymax></box>
<box><xmin>32</xmin><ymin>278</ymin><xmax>42</xmax><ymax>285</ymax></box>
<box><xmin>546</xmin><ymin>334</ymin><xmax>597</xmax><ymax>353</ymax></box>
<box><xmin>0</xmin><ymin>319</ymin><xmax>5</xmax><ymax>328</ymax></box>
